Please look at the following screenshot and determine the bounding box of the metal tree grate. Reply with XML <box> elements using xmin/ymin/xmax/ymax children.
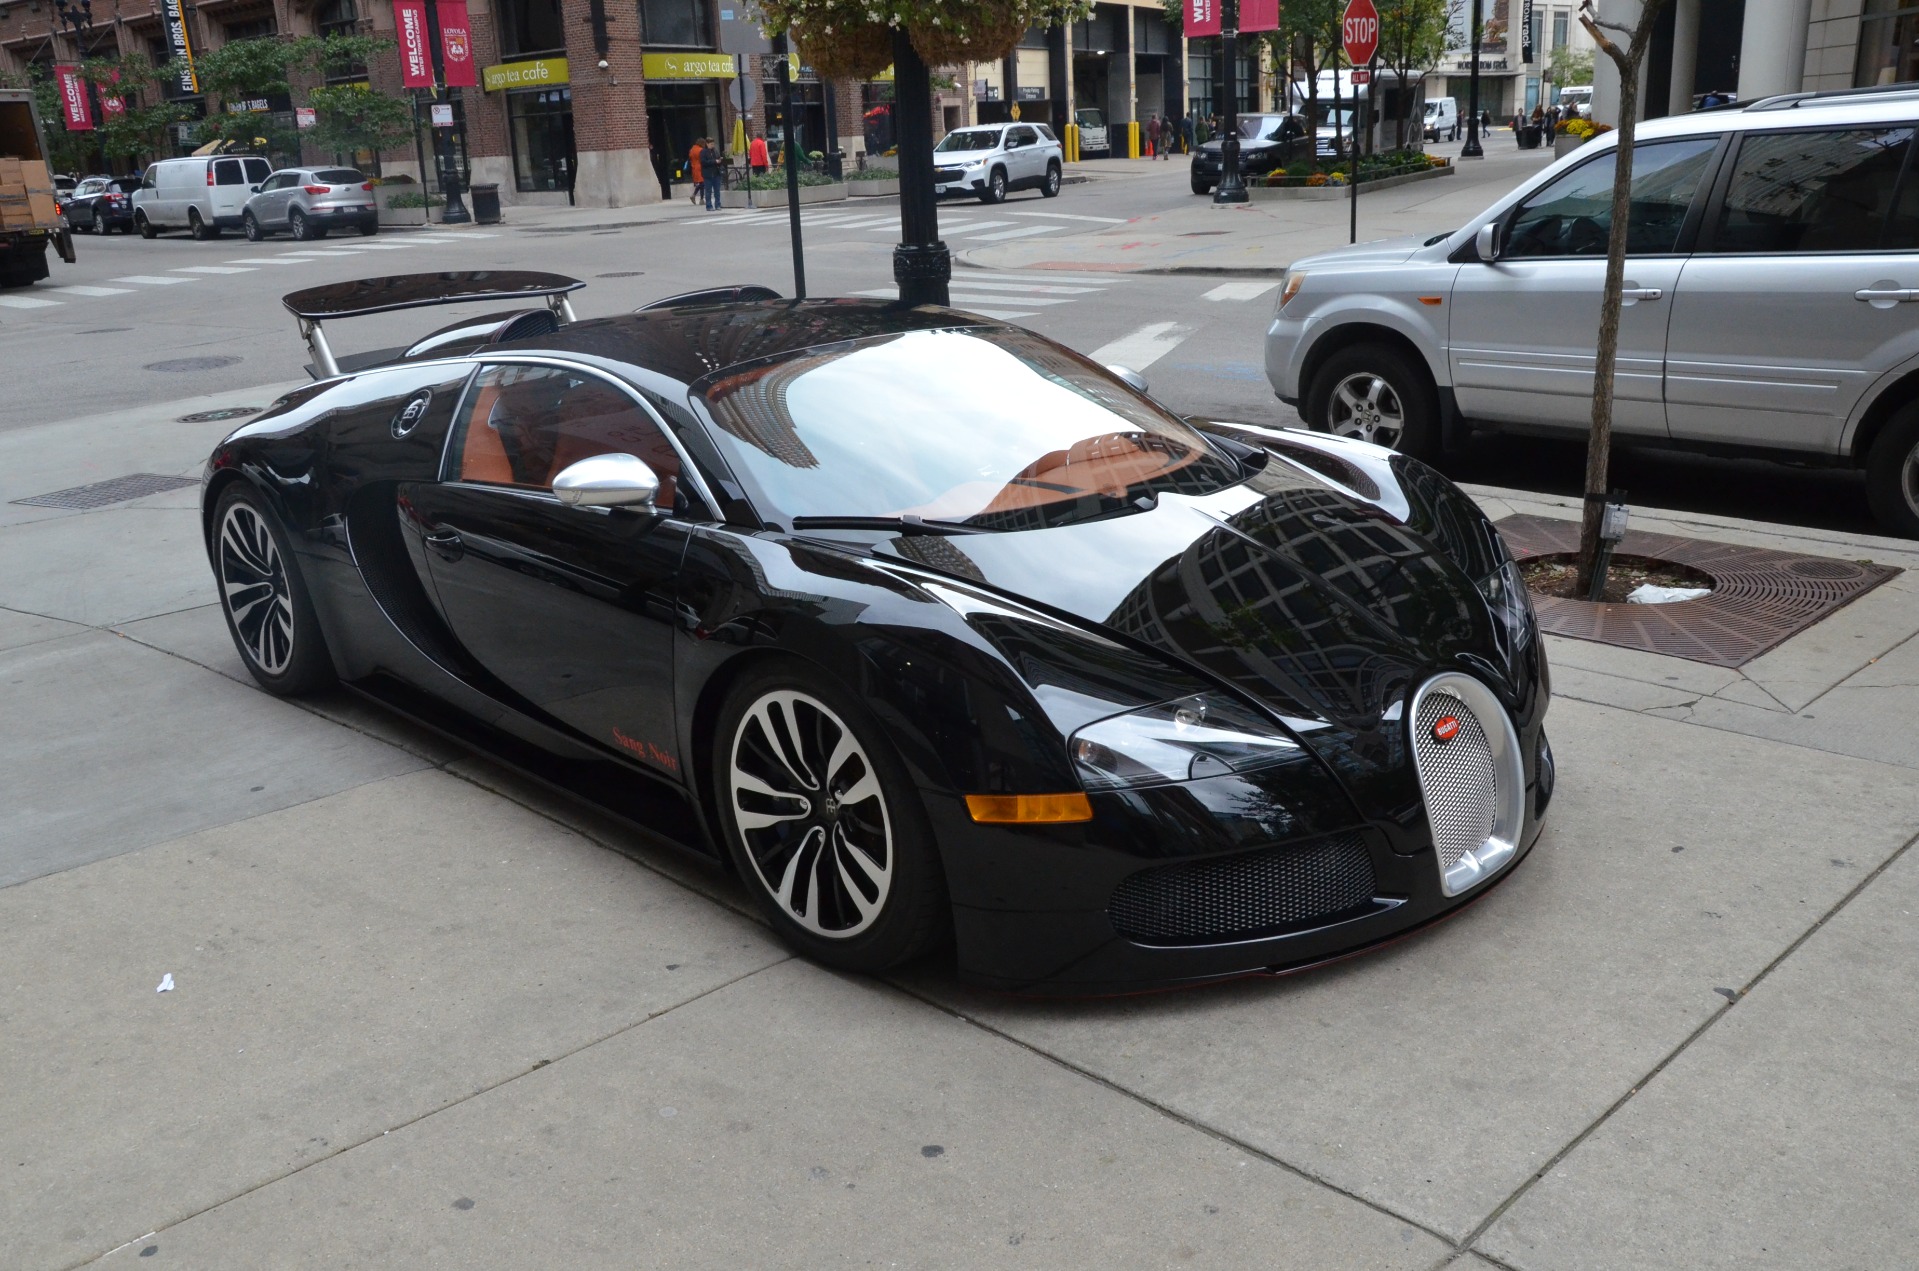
<box><xmin>1496</xmin><ymin>514</ymin><xmax>1901</xmax><ymax>668</ymax></box>
<box><xmin>12</xmin><ymin>473</ymin><xmax>200</xmax><ymax>511</ymax></box>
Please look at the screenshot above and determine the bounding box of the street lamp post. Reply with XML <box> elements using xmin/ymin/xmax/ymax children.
<box><xmin>421</xmin><ymin>0</ymin><xmax>471</xmax><ymax>223</ymax></box>
<box><xmin>51</xmin><ymin>0</ymin><xmax>106</xmax><ymax>174</ymax></box>
<box><xmin>1213</xmin><ymin>0</ymin><xmax>1248</xmax><ymax>204</ymax></box>
<box><xmin>890</xmin><ymin>27</ymin><xmax>949</xmax><ymax>307</ymax></box>
<box><xmin>1461</xmin><ymin>0</ymin><xmax>1484</xmax><ymax>158</ymax></box>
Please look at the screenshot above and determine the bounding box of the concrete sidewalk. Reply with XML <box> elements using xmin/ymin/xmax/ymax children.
<box><xmin>4</xmin><ymin>386</ymin><xmax>1918</xmax><ymax>1269</ymax></box>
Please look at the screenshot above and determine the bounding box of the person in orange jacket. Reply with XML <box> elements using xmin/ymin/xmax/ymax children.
<box><xmin>748</xmin><ymin>131</ymin><xmax>770</xmax><ymax>175</ymax></box>
<box><xmin>687</xmin><ymin>139</ymin><xmax>705</xmax><ymax>206</ymax></box>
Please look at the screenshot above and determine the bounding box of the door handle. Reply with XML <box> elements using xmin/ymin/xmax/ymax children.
<box><xmin>424</xmin><ymin>529</ymin><xmax>464</xmax><ymax>562</ymax></box>
<box><xmin>1854</xmin><ymin>287</ymin><xmax>1918</xmax><ymax>303</ymax></box>
<box><xmin>1620</xmin><ymin>287</ymin><xmax>1663</xmax><ymax>301</ymax></box>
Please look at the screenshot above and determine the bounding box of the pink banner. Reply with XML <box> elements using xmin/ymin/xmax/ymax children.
<box><xmin>1240</xmin><ymin>0</ymin><xmax>1280</xmax><ymax>32</ymax></box>
<box><xmin>438</xmin><ymin>0</ymin><xmax>477</xmax><ymax>88</ymax></box>
<box><xmin>55</xmin><ymin>66</ymin><xmax>94</xmax><ymax>131</ymax></box>
<box><xmin>103</xmin><ymin>95</ymin><xmax>127</xmax><ymax>119</ymax></box>
<box><xmin>1185</xmin><ymin>0</ymin><xmax>1220</xmax><ymax>37</ymax></box>
<box><xmin>392</xmin><ymin>0</ymin><xmax>434</xmax><ymax>88</ymax></box>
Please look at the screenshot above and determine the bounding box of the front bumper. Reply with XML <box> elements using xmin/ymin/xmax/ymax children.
<box><xmin>933</xmin><ymin>167</ymin><xmax>987</xmax><ymax>195</ymax></box>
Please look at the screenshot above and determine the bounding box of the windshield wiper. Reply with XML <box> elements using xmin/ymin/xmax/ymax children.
<box><xmin>790</xmin><ymin>515</ymin><xmax>998</xmax><ymax>536</ymax></box>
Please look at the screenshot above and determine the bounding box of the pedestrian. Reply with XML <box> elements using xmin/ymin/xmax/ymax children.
<box><xmin>1146</xmin><ymin>113</ymin><xmax>1162</xmax><ymax>159</ymax></box>
<box><xmin>1481</xmin><ymin>108</ymin><xmax>1492</xmax><ymax>131</ymax></box>
<box><xmin>1180</xmin><ymin>112</ymin><xmax>1194</xmax><ymax>154</ymax></box>
<box><xmin>702</xmin><ymin>141</ymin><xmax>725</xmax><ymax>210</ymax></box>
<box><xmin>687</xmin><ymin>138</ymin><xmax>705</xmax><ymax>206</ymax></box>
<box><xmin>748</xmin><ymin>130</ymin><xmax>769</xmax><ymax>176</ymax></box>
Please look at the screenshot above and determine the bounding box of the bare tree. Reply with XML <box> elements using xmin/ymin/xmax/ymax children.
<box><xmin>1574</xmin><ymin>0</ymin><xmax>1669</xmax><ymax>597</ymax></box>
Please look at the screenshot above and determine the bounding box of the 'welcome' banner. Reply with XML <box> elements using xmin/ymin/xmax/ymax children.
<box><xmin>393</xmin><ymin>0</ymin><xmax>435</xmax><ymax>88</ymax></box>
<box><xmin>55</xmin><ymin>66</ymin><xmax>93</xmax><ymax>130</ymax></box>
<box><xmin>1186</xmin><ymin>0</ymin><xmax>1220</xmax><ymax>37</ymax></box>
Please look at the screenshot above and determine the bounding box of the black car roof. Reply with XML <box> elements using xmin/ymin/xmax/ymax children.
<box><xmin>495</xmin><ymin>298</ymin><xmax>996</xmax><ymax>386</ymax></box>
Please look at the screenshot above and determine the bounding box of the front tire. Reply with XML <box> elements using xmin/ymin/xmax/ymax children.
<box><xmin>243</xmin><ymin>211</ymin><xmax>263</xmax><ymax>242</ymax></box>
<box><xmin>979</xmin><ymin>167</ymin><xmax>1007</xmax><ymax>204</ymax></box>
<box><xmin>1042</xmin><ymin>162</ymin><xmax>1061</xmax><ymax>197</ymax></box>
<box><xmin>1866</xmin><ymin>401</ymin><xmax>1919</xmax><ymax>538</ymax></box>
<box><xmin>212</xmin><ymin>485</ymin><xmax>335</xmax><ymax>695</ymax></box>
<box><xmin>1307</xmin><ymin>342</ymin><xmax>1440</xmax><ymax>459</ymax></box>
<box><xmin>1191</xmin><ymin>175</ymin><xmax>1213</xmax><ymax>195</ymax></box>
<box><xmin>714</xmin><ymin>662</ymin><xmax>947</xmax><ymax>972</ymax></box>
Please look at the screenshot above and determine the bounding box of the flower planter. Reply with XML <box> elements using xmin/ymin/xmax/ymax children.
<box><xmin>1248</xmin><ymin>164</ymin><xmax>1455</xmax><ymax>201</ymax></box>
<box><xmin>374</xmin><ymin>185</ymin><xmax>432</xmax><ymax>225</ymax></box>
<box><xmin>848</xmin><ymin>177</ymin><xmax>900</xmax><ymax>197</ymax></box>
<box><xmin>720</xmin><ymin>182</ymin><xmax>847</xmax><ymax>209</ymax></box>
<box><xmin>1553</xmin><ymin>134</ymin><xmax>1587</xmax><ymax>158</ymax></box>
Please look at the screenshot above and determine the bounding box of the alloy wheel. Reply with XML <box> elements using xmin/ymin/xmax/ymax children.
<box><xmin>728</xmin><ymin>689</ymin><xmax>893</xmax><ymax>938</ymax></box>
<box><xmin>218</xmin><ymin>501</ymin><xmax>296</xmax><ymax>676</ymax></box>
<box><xmin>1902</xmin><ymin>438</ymin><xmax>1919</xmax><ymax>520</ymax></box>
<box><xmin>1327</xmin><ymin>371</ymin><xmax>1407</xmax><ymax>449</ymax></box>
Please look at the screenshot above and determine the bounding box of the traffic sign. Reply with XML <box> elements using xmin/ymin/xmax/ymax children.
<box><xmin>1342</xmin><ymin>0</ymin><xmax>1379</xmax><ymax>67</ymax></box>
<box><xmin>1350</xmin><ymin>69</ymin><xmax>1372</xmax><ymax>85</ymax></box>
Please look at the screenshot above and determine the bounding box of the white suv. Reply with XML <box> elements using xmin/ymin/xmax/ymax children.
<box><xmin>933</xmin><ymin>122</ymin><xmax>1064</xmax><ymax>203</ymax></box>
<box><xmin>1266</xmin><ymin>85</ymin><xmax>1919</xmax><ymax>536</ymax></box>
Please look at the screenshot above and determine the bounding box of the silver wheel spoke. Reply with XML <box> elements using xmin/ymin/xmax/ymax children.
<box><xmin>733</xmin><ymin>770</ymin><xmax>811</xmax><ymax>830</ymax></box>
<box><xmin>219</xmin><ymin>504</ymin><xmax>294</xmax><ymax>675</ymax></box>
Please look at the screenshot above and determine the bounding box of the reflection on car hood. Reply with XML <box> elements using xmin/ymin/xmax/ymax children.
<box><xmin>1196</xmin><ymin>137</ymin><xmax>1289</xmax><ymax>156</ymax></box>
<box><xmin>1285</xmin><ymin>233</ymin><xmax>1432</xmax><ymax>270</ymax></box>
<box><xmin>935</xmin><ymin>149</ymin><xmax>995</xmax><ymax>162</ymax></box>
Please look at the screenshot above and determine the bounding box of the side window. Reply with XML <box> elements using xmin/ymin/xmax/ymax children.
<box><xmin>214</xmin><ymin>159</ymin><xmax>245</xmax><ymax>186</ymax></box>
<box><xmin>1009</xmin><ymin>126</ymin><xmax>1036</xmax><ymax>147</ymax></box>
<box><xmin>451</xmin><ymin>365</ymin><xmax>684</xmax><ymax>510</ymax></box>
<box><xmin>244</xmin><ymin>158</ymin><xmax>272</xmax><ymax>183</ymax></box>
<box><xmin>1710</xmin><ymin>128</ymin><xmax>1915</xmax><ymax>253</ymax></box>
<box><xmin>142</xmin><ymin>166</ymin><xmax>158</xmax><ymax>188</ymax></box>
<box><xmin>1503</xmin><ymin>137</ymin><xmax>1719</xmax><ymax>258</ymax></box>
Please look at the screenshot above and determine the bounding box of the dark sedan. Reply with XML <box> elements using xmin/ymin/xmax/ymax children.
<box><xmin>1191</xmin><ymin>113</ymin><xmax>1310</xmax><ymax>194</ymax></box>
<box><xmin>202</xmin><ymin>272</ymin><xmax>1552</xmax><ymax>995</ymax></box>
<box><xmin>65</xmin><ymin>175</ymin><xmax>139</xmax><ymax>233</ymax></box>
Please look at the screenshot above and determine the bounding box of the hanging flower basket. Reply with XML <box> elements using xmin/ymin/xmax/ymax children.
<box><xmin>791</xmin><ymin>17</ymin><xmax>895</xmax><ymax>81</ymax></box>
<box><xmin>907</xmin><ymin>0</ymin><xmax>1027</xmax><ymax>66</ymax></box>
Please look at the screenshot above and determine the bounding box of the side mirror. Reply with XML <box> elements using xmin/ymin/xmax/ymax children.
<box><xmin>1475</xmin><ymin>221</ymin><xmax>1500</xmax><ymax>262</ymax></box>
<box><xmin>1107</xmin><ymin>364</ymin><xmax>1150</xmax><ymax>394</ymax></box>
<box><xmin>553</xmin><ymin>452</ymin><xmax>661</xmax><ymax>511</ymax></box>
<box><xmin>250</xmin><ymin>184</ymin><xmax>260</xmax><ymax>193</ymax></box>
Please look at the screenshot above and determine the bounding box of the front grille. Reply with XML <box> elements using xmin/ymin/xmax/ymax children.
<box><xmin>1108</xmin><ymin>833</ymin><xmax>1377</xmax><ymax>945</ymax></box>
<box><xmin>1412</xmin><ymin>692</ymin><xmax>1498</xmax><ymax>871</ymax></box>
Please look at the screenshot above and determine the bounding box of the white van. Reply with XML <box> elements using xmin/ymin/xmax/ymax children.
<box><xmin>1558</xmin><ymin>85</ymin><xmax>1593</xmax><ymax>119</ymax></box>
<box><xmin>1424</xmin><ymin>97</ymin><xmax>1459</xmax><ymax>142</ymax></box>
<box><xmin>132</xmin><ymin>154</ymin><xmax>273</xmax><ymax>240</ymax></box>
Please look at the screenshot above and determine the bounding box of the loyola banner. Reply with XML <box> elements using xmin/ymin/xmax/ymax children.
<box><xmin>439</xmin><ymin>0</ymin><xmax>477</xmax><ymax>88</ymax></box>
<box><xmin>393</xmin><ymin>0</ymin><xmax>434</xmax><ymax>88</ymax></box>
<box><xmin>55</xmin><ymin>66</ymin><xmax>93</xmax><ymax>131</ymax></box>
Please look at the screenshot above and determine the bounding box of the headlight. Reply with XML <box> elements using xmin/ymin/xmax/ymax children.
<box><xmin>1278</xmin><ymin>271</ymin><xmax>1306</xmax><ymax>310</ymax></box>
<box><xmin>1069</xmin><ymin>693</ymin><xmax>1302</xmax><ymax>791</ymax></box>
<box><xmin>1478</xmin><ymin>557</ymin><xmax>1535</xmax><ymax>653</ymax></box>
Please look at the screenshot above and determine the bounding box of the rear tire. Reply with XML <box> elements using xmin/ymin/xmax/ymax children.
<box><xmin>290</xmin><ymin>209</ymin><xmax>315</xmax><ymax>241</ymax></box>
<box><xmin>136</xmin><ymin>212</ymin><xmax>157</xmax><ymax>239</ymax></box>
<box><xmin>188</xmin><ymin>208</ymin><xmax>217</xmax><ymax>240</ymax></box>
<box><xmin>1306</xmin><ymin>342</ymin><xmax>1441</xmax><ymax>460</ymax></box>
<box><xmin>212</xmin><ymin>484</ymin><xmax>336</xmax><ymax>696</ymax></box>
<box><xmin>358</xmin><ymin>220</ymin><xmax>379</xmax><ymax>236</ymax></box>
<box><xmin>1865</xmin><ymin>401</ymin><xmax>1919</xmax><ymax>538</ymax></box>
<box><xmin>713</xmin><ymin>660</ymin><xmax>948</xmax><ymax>973</ymax></box>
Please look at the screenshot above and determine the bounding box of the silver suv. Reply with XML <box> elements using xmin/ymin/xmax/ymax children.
<box><xmin>1266</xmin><ymin>85</ymin><xmax>1919</xmax><ymax>536</ymax></box>
<box><xmin>241</xmin><ymin>166</ymin><xmax>378</xmax><ymax>241</ymax></box>
<box><xmin>933</xmin><ymin>122</ymin><xmax>1064</xmax><ymax>203</ymax></box>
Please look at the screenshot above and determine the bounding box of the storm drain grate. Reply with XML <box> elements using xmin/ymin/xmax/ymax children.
<box><xmin>1496</xmin><ymin>514</ymin><xmax>1901</xmax><ymax>668</ymax></box>
<box><xmin>12</xmin><ymin>473</ymin><xmax>199</xmax><ymax>510</ymax></box>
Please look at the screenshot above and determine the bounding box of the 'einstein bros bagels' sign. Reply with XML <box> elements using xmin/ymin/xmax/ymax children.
<box><xmin>482</xmin><ymin>57</ymin><xmax>569</xmax><ymax>91</ymax></box>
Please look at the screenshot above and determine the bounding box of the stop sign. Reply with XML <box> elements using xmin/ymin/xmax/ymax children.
<box><xmin>1342</xmin><ymin>0</ymin><xmax>1380</xmax><ymax>66</ymax></box>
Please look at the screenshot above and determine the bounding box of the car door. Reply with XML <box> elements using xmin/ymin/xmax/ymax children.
<box><xmin>1665</xmin><ymin>125</ymin><xmax>1919</xmax><ymax>455</ymax></box>
<box><xmin>260</xmin><ymin>172</ymin><xmax>295</xmax><ymax>224</ymax></box>
<box><xmin>404</xmin><ymin>361</ymin><xmax>699</xmax><ymax>780</ymax></box>
<box><xmin>1004</xmin><ymin>126</ymin><xmax>1037</xmax><ymax>183</ymax></box>
<box><xmin>1448</xmin><ymin>135</ymin><xmax>1721</xmax><ymax>438</ymax></box>
<box><xmin>211</xmin><ymin>158</ymin><xmax>249</xmax><ymax>220</ymax></box>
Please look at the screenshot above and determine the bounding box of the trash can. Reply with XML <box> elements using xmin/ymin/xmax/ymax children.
<box><xmin>823</xmin><ymin>150</ymin><xmax>844</xmax><ymax>180</ymax></box>
<box><xmin>469</xmin><ymin>182</ymin><xmax>502</xmax><ymax>224</ymax></box>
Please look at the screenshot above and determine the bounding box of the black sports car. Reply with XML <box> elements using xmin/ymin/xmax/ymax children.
<box><xmin>203</xmin><ymin>271</ymin><xmax>1552</xmax><ymax>994</ymax></box>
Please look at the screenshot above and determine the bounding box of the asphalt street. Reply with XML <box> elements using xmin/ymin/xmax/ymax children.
<box><xmin>0</xmin><ymin>150</ymin><xmax>1880</xmax><ymax>534</ymax></box>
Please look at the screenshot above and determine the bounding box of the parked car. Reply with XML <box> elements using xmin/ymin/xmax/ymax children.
<box><xmin>202</xmin><ymin>271</ymin><xmax>1552</xmax><ymax>994</ymax></box>
<box><xmin>932</xmin><ymin>123</ymin><xmax>1063</xmax><ymax>202</ymax></box>
<box><xmin>1424</xmin><ymin>97</ymin><xmax>1460</xmax><ymax>142</ymax></box>
<box><xmin>65</xmin><ymin>175</ymin><xmax>139</xmax><ymax>233</ymax></box>
<box><xmin>1190</xmin><ymin>112</ymin><xmax>1310</xmax><ymax>194</ymax></box>
<box><xmin>132</xmin><ymin>154</ymin><xmax>273</xmax><ymax>239</ymax></box>
<box><xmin>1074</xmin><ymin>107</ymin><xmax>1111</xmax><ymax>157</ymax></box>
<box><xmin>241</xmin><ymin>166</ymin><xmax>379</xmax><ymax>241</ymax></box>
<box><xmin>1266</xmin><ymin>84</ymin><xmax>1919</xmax><ymax>536</ymax></box>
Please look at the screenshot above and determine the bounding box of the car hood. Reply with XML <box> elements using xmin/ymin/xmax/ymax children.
<box><xmin>1285</xmin><ymin>233</ymin><xmax>1432</xmax><ymax>271</ymax></box>
<box><xmin>869</xmin><ymin>431</ymin><xmax>1539</xmax><ymax>847</ymax></box>
<box><xmin>1197</xmin><ymin>137</ymin><xmax>1291</xmax><ymax>156</ymax></box>
<box><xmin>934</xmin><ymin>148</ymin><xmax>997</xmax><ymax>163</ymax></box>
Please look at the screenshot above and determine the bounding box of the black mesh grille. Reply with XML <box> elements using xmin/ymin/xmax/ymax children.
<box><xmin>1108</xmin><ymin>833</ymin><xmax>1378</xmax><ymax>945</ymax></box>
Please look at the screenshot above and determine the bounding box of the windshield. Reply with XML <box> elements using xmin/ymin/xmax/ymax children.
<box><xmin>936</xmin><ymin>129</ymin><xmax>1001</xmax><ymax>153</ymax></box>
<box><xmin>699</xmin><ymin>329</ymin><xmax>1246</xmax><ymax>532</ymax></box>
<box><xmin>1319</xmin><ymin>109</ymin><xmax>1355</xmax><ymax>129</ymax></box>
<box><xmin>1076</xmin><ymin>109</ymin><xmax>1105</xmax><ymax>127</ymax></box>
<box><xmin>1238</xmin><ymin>115</ymin><xmax>1295</xmax><ymax>141</ymax></box>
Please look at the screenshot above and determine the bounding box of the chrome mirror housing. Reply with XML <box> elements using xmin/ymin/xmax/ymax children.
<box><xmin>552</xmin><ymin>452</ymin><xmax>661</xmax><ymax>511</ymax></box>
<box><xmin>1107</xmin><ymin>364</ymin><xmax>1150</xmax><ymax>394</ymax></box>
<box><xmin>1475</xmin><ymin>221</ymin><xmax>1499</xmax><ymax>262</ymax></box>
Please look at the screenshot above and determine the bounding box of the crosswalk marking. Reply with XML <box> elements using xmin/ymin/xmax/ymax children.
<box><xmin>1010</xmin><ymin>210</ymin><xmax>1128</xmax><ymax>223</ymax></box>
<box><xmin>111</xmin><ymin>275</ymin><xmax>196</xmax><ymax>285</ymax></box>
<box><xmin>224</xmin><ymin>257</ymin><xmax>307</xmax><ymax>265</ymax></box>
<box><xmin>301</xmin><ymin>248</ymin><xmax>367</xmax><ymax>256</ymax></box>
<box><xmin>949</xmin><ymin>307</ymin><xmax>1038</xmax><ymax>320</ymax></box>
<box><xmin>967</xmin><ymin>269</ymin><xmax>1136</xmax><ymax>285</ymax></box>
<box><xmin>353</xmin><ymin>242</ymin><xmax>412</xmax><ymax>250</ymax></box>
<box><xmin>48</xmin><ymin>285</ymin><xmax>133</xmax><ymax>296</ymax></box>
<box><xmin>1203</xmin><ymin>281</ymin><xmax>1279</xmax><ymax>302</ymax></box>
<box><xmin>924</xmin><ymin>278</ymin><xmax>1098</xmax><ymax>295</ymax></box>
<box><xmin>0</xmin><ymin>294</ymin><xmax>60</xmax><ymax>308</ymax></box>
<box><xmin>173</xmin><ymin>265</ymin><xmax>255</xmax><ymax>275</ymax></box>
<box><xmin>854</xmin><ymin>287</ymin><xmax>1072</xmax><ymax>308</ymax></box>
<box><xmin>966</xmin><ymin>225</ymin><xmax>1064</xmax><ymax>242</ymax></box>
<box><xmin>1090</xmin><ymin>322</ymin><xmax>1195</xmax><ymax>371</ymax></box>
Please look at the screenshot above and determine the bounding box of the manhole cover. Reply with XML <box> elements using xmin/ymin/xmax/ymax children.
<box><xmin>1497</xmin><ymin>514</ymin><xmax>1901</xmax><ymax>667</ymax></box>
<box><xmin>12</xmin><ymin>473</ymin><xmax>200</xmax><ymax>510</ymax></box>
<box><xmin>144</xmin><ymin>356</ymin><xmax>241</xmax><ymax>372</ymax></box>
<box><xmin>597</xmin><ymin>271</ymin><xmax>645</xmax><ymax>278</ymax></box>
<box><xmin>177</xmin><ymin>406</ymin><xmax>263</xmax><ymax>423</ymax></box>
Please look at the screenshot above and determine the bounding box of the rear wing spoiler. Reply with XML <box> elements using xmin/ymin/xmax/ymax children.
<box><xmin>281</xmin><ymin>271</ymin><xmax>585</xmax><ymax>378</ymax></box>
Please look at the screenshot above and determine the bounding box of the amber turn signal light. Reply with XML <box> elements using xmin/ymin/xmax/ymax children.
<box><xmin>965</xmin><ymin>793</ymin><xmax>1094</xmax><ymax>824</ymax></box>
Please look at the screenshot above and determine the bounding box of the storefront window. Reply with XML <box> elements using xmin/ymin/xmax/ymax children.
<box><xmin>640</xmin><ymin>0</ymin><xmax>712</xmax><ymax>47</ymax></box>
<box><xmin>1857</xmin><ymin>1</ymin><xmax>1919</xmax><ymax>87</ymax></box>
<box><xmin>646</xmin><ymin>83</ymin><xmax>721</xmax><ymax>179</ymax></box>
<box><xmin>509</xmin><ymin>87</ymin><xmax>575</xmax><ymax>192</ymax></box>
<box><xmin>763</xmin><ymin>79</ymin><xmax>825</xmax><ymax>159</ymax></box>
<box><xmin>862</xmin><ymin>82</ymin><xmax>895</xmax><ymax>155</ymax></box>
<box><xmin>498</xmin><ymin>0</ymin><xmax>565</xmax><ymax>57</ymax></box>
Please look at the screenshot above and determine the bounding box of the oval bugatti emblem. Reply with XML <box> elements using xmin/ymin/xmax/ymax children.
<box><xmin>391</xmin><ymin>388</ymin><xmax>433</xmax><ymax>438</ymax></box>
<box><xmin>1432</xmin><ymin>715</ymin><xmax>1461</xmax><ymax>743</ymax></box>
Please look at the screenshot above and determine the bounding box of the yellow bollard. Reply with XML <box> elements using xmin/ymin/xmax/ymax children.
<box><xmin>1065</xmin><ymin>122</ymin><xmax>1079</xmax><ymax>163</ymax></box>
<box><xmin>1128</xmin><ymin>121</ymin><xmax>1141</xmax><ymax>159</ymax></box>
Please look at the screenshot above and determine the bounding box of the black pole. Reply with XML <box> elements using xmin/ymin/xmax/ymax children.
<box><xmin>422</xmin><ymin>0</ymin><xmax>471</xmax><ymax>222</ymax></box>
<box><xmin>1213</xmin><ymin>0</ymin><xmax>1247</xmax><ymax>204</ymax></box>
<box><xmin>890</xmin><ymin>28</ymin><xmax>948</xmax><ymax>306</ymax></box>
<box><xmin>1461</xmin><ymin>0</ymin><xmax>1484</xmax><ymax>158</ymax></box>
<box><xmin>774</xmin><ymin>35</ymin><xmax>805</xmax><ymax>297</ymax></box>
